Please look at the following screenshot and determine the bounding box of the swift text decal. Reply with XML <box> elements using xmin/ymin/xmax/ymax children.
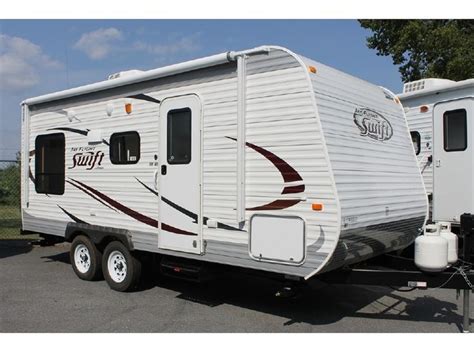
<box><xmin>69</xmin><ymin>147</ymin><xmax>104</xmax><ymax>170</ymax></box>
<box><xmin>353</xmin><ymin>108</ymin><xmax>393</xmax><ymax>141</ymax></box>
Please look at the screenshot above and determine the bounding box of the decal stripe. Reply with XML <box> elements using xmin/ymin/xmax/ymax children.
<box><xmin>48</xmin><ymin>127</ymin><xmax>89</xmax><ymax>136</ymax></box>
<box><xmin>161</xmin><ymin>223</ymin><xmax>196</xmax><ymax>236</ymax></box>
<box><xmin>69</xmin><ymin>178</ymin><xmax>196</xmax><ymax>235</ymax></box>
<box><xmin>135</xmin><ymin>177</ymin><xmax>197</xmax><ymax>221</ymax></box>
<box><xmin>70</xmin><ymin>178</ymin><xmax>158</xmax><ymax>228</ymax></box>
<box><xmin>127</xmin><ymin>94</ymin><xmax>161</xmax><ymax>104</ymax></box>
<box><xmin>225</xmin><ymin>137</ymin><xmax>305</xmax><ymax>211</ymax></box>
<box><xmin>29</xmin><ymin>150</ymin><xmax>35</xmax><ymax>183</ymax></box>
<box><xmin>57</xmin><ymin>205</ymin><xmax>88</xmax><ymax>224</ymax></box>
<box><xmin>134</xmin><ymin>177</ymin><xmax>158</xmax><ymax>196</ymax></box>
<box><xmin>246</xmin><ymin>199</ymin><xmax>302</xmax><ymax>211</ymax></box>
<box><xmin>281</xmin><ymin>184</ymin><xmax>305</xmax><ymax>194</ymax></box>
<box><xmin>66</xmin><ymin>180</ymin><xmax>118</xmax><ymax>212</ymax></box>
<box><xmin>226</xmin><ymin>136</ymin><xmax>303</xmax><ymax>183</ymax></box>
<box><xmin>47</xmin><ymin>127</ymin><xmax>109</xmax><ymax>145</ymax></box>
<box><xmin>135</xmin><ymin>178</ymin><xmax>243</xmax><ymax>232</ymax></box>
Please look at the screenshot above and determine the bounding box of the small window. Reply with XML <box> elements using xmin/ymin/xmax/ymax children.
<box><xmin>444</xmin><ymin>109</ymin><xmax>467</xmax><ymax>152</ymax></box>
<box><xmin>110</xmin><ymin>131</ymin><xmax>140</xmax><ymax>164</ymax></box>
<box><xmin>35</xmin><ymin>133</ymin><xmax>65</xmax><ymax>195</ymax></box>
<box><xmin>167</xmin><ymin>108</ymin><xmax>191</xmax><ymax>164</ymax></box>
<box><xmin>411</xmin><ymin>131</ymin><xmax>421</xmax><ymax>155</ymax></box>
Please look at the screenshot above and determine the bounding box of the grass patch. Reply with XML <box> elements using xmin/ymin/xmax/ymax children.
<box><xmin>0</xmin><ymin>204</ymin><xmax>39</xmax><ymax>240</ymax></box>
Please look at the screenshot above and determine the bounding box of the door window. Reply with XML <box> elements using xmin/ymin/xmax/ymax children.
<box><xmin>443</xmin><ymin>109</ymin><xmax>467</xmax><ymax>152</ymax></box>
<box><xmin>167</xmin><ymin>108</ymin><xmax>192</xmax><ymax>164</ymax></box>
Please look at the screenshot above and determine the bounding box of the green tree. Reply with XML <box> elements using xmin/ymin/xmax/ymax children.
<box><xmin>359</xmin><ymin>20</ymin><xmax>474</xmax><ymax>82</ymax></box>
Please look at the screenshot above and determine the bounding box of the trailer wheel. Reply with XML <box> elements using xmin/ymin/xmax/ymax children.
<box><xmin>102</xmin><ymin>241</ymin><xmax>142</xmax><ymax>292</ymax></box>
<box><xmin>70</xmin><ymin>235</ymin><xmax>103</xmax><ymax>281</ymax></box>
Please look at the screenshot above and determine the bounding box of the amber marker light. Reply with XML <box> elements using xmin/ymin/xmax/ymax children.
<box><xmin>125</xmin><ymin>103</ymin><xmax>132</xmax><ymax>114</ymax></box>
<box><xmin>420</xmin><ymin>105</ymin><xmax>429</xmax><ymax>113</ymax></box>
<box><xmin>312</xmin><ymin>203</ymin><xmax>323</xmax><ymax>211</ymax></box>
<box><xmin>308</xmin><ymin>66</ymin><xmax>317</xmax><ymax>74</ymax></box>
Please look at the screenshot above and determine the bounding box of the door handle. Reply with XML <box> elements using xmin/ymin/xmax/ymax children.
<box><xmin>153</xmin><ymin>170</ymin><xmax>159</xmax><ymax>190</ymax></box>
<box><xmin>161</xmin><ymin>165</ymin><xmax>167</xmax><ymax>175</ymax></box>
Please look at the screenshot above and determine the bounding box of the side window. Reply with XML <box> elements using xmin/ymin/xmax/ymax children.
<box><xmin>35</xmin><ymin>133</ymin><xmax>65</xmax><ymax>195</ymax></box>
<box><xmin>444</xmin><ymin>109</ymin><xmax>467</xmax><ymax>152</ymax></box>
<box><xmin>167</xmin><ymin>108</ymin><xmax>191</xmax><ymax>164</ymax></box>
<box><xmin>410</xmin><ymin>131</ymin><xmax>421</xmax><ymax>155</ymax></box>
<box><xmin>110</xmin><ymin>131</ymin><xmax>140</xmax><ymax>164</ymax></box>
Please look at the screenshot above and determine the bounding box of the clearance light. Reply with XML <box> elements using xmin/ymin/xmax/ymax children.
<box><xmin>308</xmin><ymin>66</ymin><xmax>317</xmax><ymax>74</ymax></box>
<box><xmin>125</xmin><ymin>103</ymin><xmax>132</xmax><ymax>114</ymax></box>
<box><xmin>420</xmin><ymin>105</ymin><xmax>429</xmax><ymax>113</ymax></box>
<box><xmin>312</xmin><ymin>203</ymin><xmax>323</xmax><ymax>211</ymax></box>
<box><xmin>393</xmin><ymin>96</ymin><xmax>401</xmax><ymax>104</ymax></box>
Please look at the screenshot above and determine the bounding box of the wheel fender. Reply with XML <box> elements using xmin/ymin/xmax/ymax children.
<box><xmin>65</xmin><ymin>223</ymin><xmax>134</xmax><ymax>251</ymax></box>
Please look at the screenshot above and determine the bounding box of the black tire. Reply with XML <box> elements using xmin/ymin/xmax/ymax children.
<box><xmin>70</xmin><ymin>235</ymin><xmax>103</xmax><ymax>281</ymax></box>
<box><xmin>102</xmin><ymin>241</ymin><xmax>142</xmax><ymax>292</ymax></box>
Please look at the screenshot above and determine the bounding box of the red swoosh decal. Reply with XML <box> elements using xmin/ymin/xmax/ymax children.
<box><xmin>281</xmin><ymin>184</ymin><xmax>305</xmax><ymax>194</ymax></box>
<box><xmin>69</xmin><ymin>178</ymin><xmax>196</xmax><ymax>235</ymax></box>
<box><xmin>246</xmin><ymin>199</ymin><xmax>301</xmax><ymax>211</ymax></box>
<box><xmin>226</xmin><ymin>137</ymin><xmax>303</xmax><ymax>183</ymax></box>
<box><xmin>226</xmin><ymin>137</ymin><xmax>305</xmax><ymax>211</ymax></box>
<box><xmin>71</xmin><ymin>178</ymin><xmax>158</xmax><ymax>228</ymax></box>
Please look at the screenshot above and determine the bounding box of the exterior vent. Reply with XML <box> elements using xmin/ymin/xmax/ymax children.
<box><xmin>403</xmin><ymin>78</ymin><xmax>455</xmax><ymax>94</ymax></box>
<box><xmin>107</xmin><ymin>69</ymin><xmax>144</xmax><ymax>80</ymax></box>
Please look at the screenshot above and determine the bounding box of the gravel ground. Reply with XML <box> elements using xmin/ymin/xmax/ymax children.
<box><xmin>0</xmin><ymin>240</ymin><xmax>472</xmax><ymax>333</ymax></box>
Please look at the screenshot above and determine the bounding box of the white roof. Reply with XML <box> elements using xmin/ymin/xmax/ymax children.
<box><xmin>22</xmin><ymin>46</ymin><xmax>272</xmax><ymax>106</ymax></box>
<box><xmin>398</xmin><ymin>78</ymin><xmax>474</xmax><ymax>100</ymax></box>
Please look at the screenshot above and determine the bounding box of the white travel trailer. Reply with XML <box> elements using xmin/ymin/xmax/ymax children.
<box><xmin>400</xmin><ymin>78</ymin><xmax>474</xmax><ymax>225</ymax></box>
<box><xmin>21</xmin><ymin>46</ymin><xmax>428</xmax><ymax>291</ymax></box>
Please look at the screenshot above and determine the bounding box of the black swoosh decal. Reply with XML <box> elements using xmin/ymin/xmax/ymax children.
<box><xmin>48</xmin><ymin>127</ymin><xmax>89</xmax><ymax>136</ymax></box>
<box><xmin>127</xmin><ymin>93</ymin><xmax>161</xmax><ymax>104</ymax></box>
<box><xmin>135</xmin><ymin>177</ymin><xmax>242</xmax><ymax>231</ymax></box>
<box><xmin>47</xmin><ymin>127</ymin><xmax>109</xmax><ymax>146</ymax></box>
<box><xmin>58</xmin><ymin>205</ymin><xmax>88</xmax><ymax>224</ymax></box>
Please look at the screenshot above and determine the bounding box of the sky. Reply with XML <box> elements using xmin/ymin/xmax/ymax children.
<box><xmin>0</xmin><ymin>20</ymin><xmax>405</xmax><ymax>160</ymax></box>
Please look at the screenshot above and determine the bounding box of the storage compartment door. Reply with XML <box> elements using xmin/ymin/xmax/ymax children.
<box><xmin>249</xmin><ymin>214</ymin><xmax>305</xmax><ymax>264</ymax></box>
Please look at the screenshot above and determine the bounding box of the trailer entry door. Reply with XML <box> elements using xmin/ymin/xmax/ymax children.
<box><xmin>158</xmin><ymin>95</ymin><xmax>202</xmax><ymax>254</ymax></box>
<box><xmin>433</xmin><ymin>98</ymin><xmax>473</xmax><ymax>222</ymax></box>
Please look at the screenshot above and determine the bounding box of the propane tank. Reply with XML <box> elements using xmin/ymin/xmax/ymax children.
<box><xmin>415</xmin><ymin>223</ymin><xmax>448</xmax><ymax>272</ymax></box>
<box><xmin>438</xmin><ymin>222</ymin><xmax>458</xmax><ymax>265</ymax></box>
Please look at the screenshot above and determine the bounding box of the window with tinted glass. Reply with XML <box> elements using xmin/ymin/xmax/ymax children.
<box><xmin>444</xmin><ymin>109</ymin><xmax>467</xmax><ymax>152</ymax></box>
<box><xmin>35</xmin><ymin>133</ymin><xmax>65</xmax><ymax>195</ymax></box>
<box><xmin>110</xmin><ymin>131</ymin><xmax>140</xmax><ymax>164</ymax></box>
<box><xmin>411</xmin><ymin>131</ymin><xmax>421</xmax><ymax>155</ymax></box>
<box><xmin>167</xmin><ymin>108</ymin><xmax>191</xmax><ymax>164</ymax></box>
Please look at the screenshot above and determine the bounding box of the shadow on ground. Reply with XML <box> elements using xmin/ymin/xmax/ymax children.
<box><xmin>0</xmin><ymin>240</ymin><xmax>36</xmax><ymax>259</ymax></box>
<box><xmin>41</xmin><ymin>247</ymin><xmax>471</xmax><ymax>332</ymax></box>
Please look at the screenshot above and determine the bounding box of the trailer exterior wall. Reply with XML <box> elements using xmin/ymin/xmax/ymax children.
<box><xmin>301</xmin><ymin>55</ymin><xmax>428</xmax><ymax>272</ymax></box>
<box><xmin>401</xmin><ymin>83</ymin><xmax>474</xmax><ymax>222</ymax></box>
<box><xmin>21</xmin><ymin>46</ymin><xmax>427</xmax><ymax>279</ymax></box>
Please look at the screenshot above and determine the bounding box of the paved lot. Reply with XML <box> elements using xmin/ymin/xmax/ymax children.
<box><xmin>0</xmin><ymin>240</ymin><xmax>472</xmax><ymax>332</ymax></box>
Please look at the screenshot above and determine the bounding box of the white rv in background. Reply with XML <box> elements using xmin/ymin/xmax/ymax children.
<box><xmin>21</xmin><ymin>46</ymin><xmax>427</xmax><ymax>291</ymax></box>
<box><xmin>400</xmin><ymin>78</ymin><xmax>474</xmax><ymax>225</ymax></box>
